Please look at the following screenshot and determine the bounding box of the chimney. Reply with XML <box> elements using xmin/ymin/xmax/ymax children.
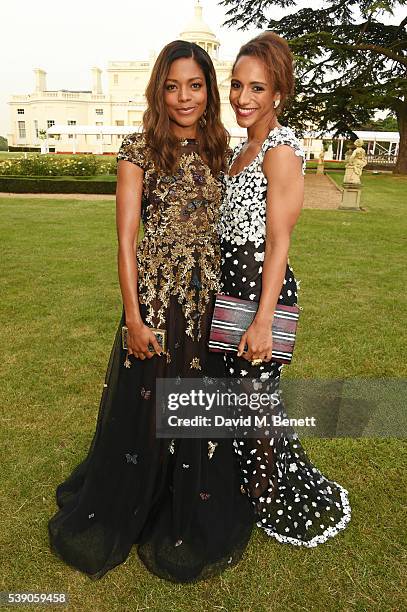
<box><xmin>34</xmin><ymin>69</ymin><xmax>47</xmax><ymax>93</ymax></box>
<box><xmin>91</xmin><ymin>67</ymin><xmax>103</xmax><ymax>94</ymax></box>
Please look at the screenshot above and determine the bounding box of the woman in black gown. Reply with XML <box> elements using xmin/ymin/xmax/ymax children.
<box><xmin>48</xmin><ymin>40</ymin><xmax>254</xmax><ymax>583</ymax></box>
<box><xmin>218</xmin><ymin>33</ymin><xmax>351</xmax><ymax>546</ymax></box>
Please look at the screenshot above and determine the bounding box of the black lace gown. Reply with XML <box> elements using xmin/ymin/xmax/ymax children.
<box><xmin>48</xmin><ymin>133</ymin><xmax>255</xmax><ymax>583</ymax></box>
<box><xmin>218</xmin><ymin>126</ymin><xmax>351</xmax><ymax>547</ymax></box>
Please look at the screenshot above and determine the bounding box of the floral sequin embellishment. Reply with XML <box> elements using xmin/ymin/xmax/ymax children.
<box><xmin>190</xmin><ymin>357</ymin><xmax>202</xmax><ymax>370</ymax></box>
<box><xmin>219</xmin><ymin>126</ymin><xmax>306</xmax><ymax>248</ymax></box>
<box><xmin>117</xmin><ymin>133</ymin><xmax>222</xmax><ymax>341</ymax></box>
<box><xmin>208</xmin><ymin>441</ymin><xmax>218</xmax><ymax>459</ymax></box>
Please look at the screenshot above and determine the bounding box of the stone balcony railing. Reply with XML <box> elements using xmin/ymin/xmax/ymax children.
<box><xmin>108</xmin><ymin>61</ymin><xmax>151</xmax><ymax>68</ymax></box>
<box><xmin>10</xmin><ymin>93</ymin><xmax>148</xmax><ymax>106</ymax></box>
<box><xmin>11</xmin><ymin>92</ymin><xmax>108</xmax><ymax>101</ymax></box>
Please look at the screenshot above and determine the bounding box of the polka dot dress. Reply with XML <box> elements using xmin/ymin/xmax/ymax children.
<box><xmin>218</xmin><ymin>126</ymin><xmax>351</xmax><ymax>546</ymax></box>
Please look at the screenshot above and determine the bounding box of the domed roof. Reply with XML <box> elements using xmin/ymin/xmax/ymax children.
<box><xmin>180</xmin><ymin>1</ymin><xmax>220</xmax><ymax>44</ymax></box>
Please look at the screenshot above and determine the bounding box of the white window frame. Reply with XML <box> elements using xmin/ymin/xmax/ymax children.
<box><xmin>18</xmin><ymin>121</ymin><xmax>26</xmax><ymax>138</ymax></box>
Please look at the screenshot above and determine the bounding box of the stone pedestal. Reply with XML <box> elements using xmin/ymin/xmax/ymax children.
<box><xmin>339</xmin><ymin>183</ymin><xmax>362</xmax><ymax>210</ymax></box>
<box><xmin>316</xmin><ymin>164</ymin><xmax>324</xmax><ymax>175</ymax></box>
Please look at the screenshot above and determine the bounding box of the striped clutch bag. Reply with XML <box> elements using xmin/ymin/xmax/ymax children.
<box><xmin>208</xmin><ymin>293</ymin><xmax>300</xmax><ymax>364</ymax></box>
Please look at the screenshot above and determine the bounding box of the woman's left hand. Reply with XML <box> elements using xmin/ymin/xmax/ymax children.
<box><xmin>237</xmin><ymin>319</ymin><xmax>273</xmax><ymax>363</ymax></box>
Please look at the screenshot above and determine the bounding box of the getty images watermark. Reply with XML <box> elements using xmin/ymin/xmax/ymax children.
<box><xmin>155</xmin><ymin>377</ymin><xmax>407</xmax><ymax>439</ymax></box>
<box><xmin>164</xmin><ymin>386</ymin><xmax>315</xmax><ymax>436</ymax></box>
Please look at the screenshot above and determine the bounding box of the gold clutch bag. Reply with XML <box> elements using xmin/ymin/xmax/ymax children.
<box><xmin>121</xmin><ymin>325</ymin><xmax>166</xmax><ymax>354</ymax></box>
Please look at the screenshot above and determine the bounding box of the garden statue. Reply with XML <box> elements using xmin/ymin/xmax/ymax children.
<box><xmin>317</xmin><ymin>147</ymin><xmax>325</xmax><ymax>174</ymax></box>
<box><xmin>318</xmin><ymin>148</ymin><xmax>325</xmax><ymax>164</ymax></box>
<box><xmin>343</xmin><ymin>139</ymin><xmax>367</xmax><ymax>185</ymax></box>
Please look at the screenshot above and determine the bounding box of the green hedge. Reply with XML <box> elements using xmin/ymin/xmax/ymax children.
<box><xmin>0</xmin><ymin>176</ymin><xmax>117</xmax><ymax>194</ymax></box>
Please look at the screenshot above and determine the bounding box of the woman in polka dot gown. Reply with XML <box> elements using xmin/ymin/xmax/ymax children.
<box><xmin>218</xmin><ymin>33</ymin><xmax>351</xmax><ymax>546</ymax></box>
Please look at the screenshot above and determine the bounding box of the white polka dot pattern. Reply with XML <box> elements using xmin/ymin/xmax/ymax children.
<box><xmin>218</xmin><ymin>126</ymin><xmax>306</xmax><ymax>248</ymax></box>
<box><xmin>218</xmin><ymin>125</ymin><xmax>351</xmax><ymax>547</ymax></box>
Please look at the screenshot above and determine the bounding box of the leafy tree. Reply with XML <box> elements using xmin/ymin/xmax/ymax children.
<box><xmin>219</xmin><ymin>0</ymin><xmax>407</xmax><ymax>173</ymax></box>
<box><xmin>359</xmin><ymin>114</ymin><xmax>399</xmax><ymax>130</ymax></box>
<box><xmin>0</xmin><ymin>136</ymin><xmax>8</xmax><ymax>151</ymax></box>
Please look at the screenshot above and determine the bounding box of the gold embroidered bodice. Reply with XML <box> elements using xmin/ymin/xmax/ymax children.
<box><xmin>117</xmin><ymin>133</ymin><xmax>222</xmax><ymax>340</ymax></box>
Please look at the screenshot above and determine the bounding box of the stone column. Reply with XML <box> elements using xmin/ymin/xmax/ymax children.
<box><xmin>91</xmin><ymin>67</ymin><xmax>103</xmax><ymax>94</ymax></box>
<box><xmin>34</xmin><ymin>68</ymin><xmax>47</xmax><ymax>93</ymax></box>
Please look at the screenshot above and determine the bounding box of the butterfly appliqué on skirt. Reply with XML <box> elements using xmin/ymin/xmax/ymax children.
<box><xmin>141</xmin><ymin>387</ymin><xmax>151</xmax><ymax>400</ymax></box>
<box><xmin>125</xmin><ymin>453</ymin><xmax>138</xmax><ymax>465</ymax></box>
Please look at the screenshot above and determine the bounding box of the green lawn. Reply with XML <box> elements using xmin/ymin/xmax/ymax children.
<box><xmin>0</xmin><ymin>174</ymin><xmax>406</xmax><ymax>611</ymax></box>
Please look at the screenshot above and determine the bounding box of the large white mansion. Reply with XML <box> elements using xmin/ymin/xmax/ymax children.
<box><xmin>7</xmin><ymin>2</ymin><xmax>243</xmax><ymax>153</ymax></box>
<box><xmin>7</xmin><ymin>1</ymin><xmax>398</xmax><ymax>160</ymax></box>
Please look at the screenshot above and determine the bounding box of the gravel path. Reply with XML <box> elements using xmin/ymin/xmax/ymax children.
<box><xmin>303</xmin><ymin>174</ymin><xmax>342</xmax><ymax>209</ymax></box>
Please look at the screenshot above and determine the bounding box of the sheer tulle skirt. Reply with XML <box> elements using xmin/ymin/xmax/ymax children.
<box><xmin>48</xmin><ymin>297</ymin><xmax>255</xmax><ymax>582</ymax></box>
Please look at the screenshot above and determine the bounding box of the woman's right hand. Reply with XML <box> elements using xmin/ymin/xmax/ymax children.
<box><xmin>126</xmin><ymin>321</ymin><xmax>163</xmax><ymax>360</ymax></box>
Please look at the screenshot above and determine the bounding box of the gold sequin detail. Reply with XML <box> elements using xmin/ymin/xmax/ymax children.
<box><xmin>208</xmin><ymin>441</ymin><xmax>218</xmax><ymax>459</ymax></box>
<box><xmin>117</xmin><ymin>133</ymin><xmax>222</xmax><ymax>341</ymax></box>
<box><xmin>190</xmin><ymin>357</ymin><xmax>202</xmax><ymax>370</ymax></box>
